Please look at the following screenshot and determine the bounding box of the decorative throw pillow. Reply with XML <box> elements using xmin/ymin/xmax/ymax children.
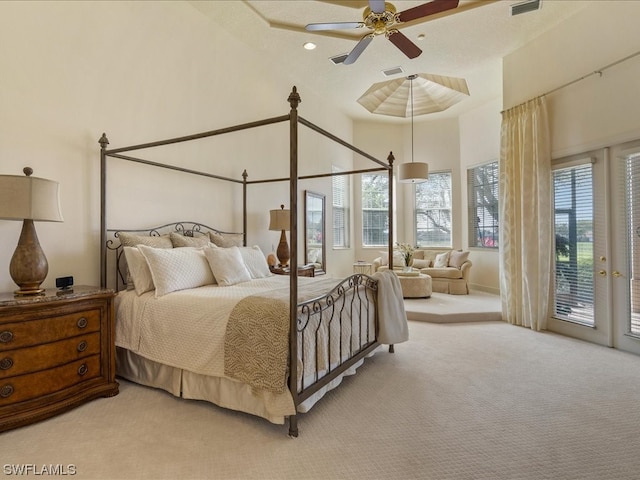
<box><xmin>239</xmin><ymin>246</ymin><xmax>272</xmax><ymax>279</ymax></box>
<box><xmin>123</xmin><ymin>247</ymin><xmax>155</xmax><ymax>295</ymax></box>
<box><xmin>412</xmin><ymin>250</ymin><xmax>425</xmax><ymax>260</ymax></box>
<box><xmin>379</xmin><ymin>250</ymin><xmax>405</xmax><ymax>267</ymax></box>
<box><xmin>433</xmin><ymin>251</ymin><xmax>451</xmax><ymax>268</ymax></box>
<box><xmin>117</xmin><ymin>232</ymin><xmax>173</xmax><ymax>289</ymax></box>
<box><xmin>411</xmin><ymin>259</ymin><xmax>430</xmax><ymax>269</ymax></box>
<box><xmin>170</xmin><ymin>232</ymin><xmax>210</xmax><ymax>248</ymax></box>
<box><xmin>204</xmin><ymin>246</ymin><xmax>252</xmax><ymax>286</ymax></box>
<box><xmin>118</xmin><ymin>232</ymin><xmax>173</xmax><ymax>249</ymax></box>
<box><xmin>209</xmin><ymin>231</ymin><xmax>244</xmax><ymax>248</ymax></box>
<box><xmin>138</xmin><ymin>245</ymin><xmax>215</xmax><ymax>297</ymax></box>
<box><xmin>422</xmin><ymin>250</ymin><xmax>437</xmax><ymax>268</ymax></box>
<box><xmin>449</xmin><ymin>250</ymin><xmax>470</xmax><ymax>269</ymax></box>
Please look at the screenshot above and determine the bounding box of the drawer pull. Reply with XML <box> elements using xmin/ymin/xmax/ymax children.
<box><xmin>0</xmin><ymin>331</ymin><xmax>13</xmax><ymax>344</ymax></box>
<box><xmin>76</xmin><ymin>317</ymin><xmax>88</xmax><ymax>329</ymax></box>
<box><xmin>0</xmin><ymin>384</ymin><xmax>14</xmax><ymax>398</ymax></box>
<box><xmin>77</xmin><ymin>364</ymin><xmax>88</xmax><ymax>376</ymax></box>
<box><xmin>77</xmin><ymin>341</ymin><xmax>88</xmax><ymax>353</ymax></box>
<box><xmin>0</xmin><ymin>358</ymin><xmax>13</xmax><ymax>370</ymax></box>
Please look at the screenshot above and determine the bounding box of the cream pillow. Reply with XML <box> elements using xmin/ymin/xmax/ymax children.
<box><xmin>117</xmin><ymin>232</ymin><xmax>173</xmax><ymax>289</ymax></box>
<box><xmin>449</xmin><ymin>250</ymin><xmax>470</xmax><ymax>269</ymax></box>
<box><xmin>411</xmin><ymin>259</ymin><xmax>430</xmax><ymax>269</ymax></box>
<box><xmin>433</xmin><ymin>251</ymin><xmax>451</xmax><ymax>268</ymax></box>
<box><xmin>170</xmin><ymin>232</ymin><xmax>210</xmax><ymax>248</ymax></box>
<box><xmin>239</xmin><ymin>246</ymin><xmax>272</xmax><ymax>279</ymax></box>
<box><xmin>138</xmin><ymin>245</ymin><xmax>215</xmax><ymax>297</ymax></box>
<box><xmin>123</xmin><ymin>247</ymin><xmax>155</xmax><ymax>295</ymax></box>
<box><xmin>209</xmin><ymin>231</ymin><xmax>244</xmax><ymax>248</ymax></box>
<box><xmin>379</xmin><ymin>250</ymin><xmax>405</xmax><ymax>267</ymax></box>
<box><xmin>204</xmin><ymin>246</ymin><xmax>252</xmax><ymax>286</ymax></box>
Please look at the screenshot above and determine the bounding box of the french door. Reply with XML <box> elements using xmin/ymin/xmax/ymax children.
<box><xmin>548</xmin><ymin>141</ymin><xmax>640</xmax><ymax>355</ymax></box>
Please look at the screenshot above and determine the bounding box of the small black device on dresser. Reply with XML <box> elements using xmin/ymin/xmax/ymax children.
<box><xmin>56</xmin><ymin>275</ymin><xmax>74</xmax><ymax>290</ymax></box>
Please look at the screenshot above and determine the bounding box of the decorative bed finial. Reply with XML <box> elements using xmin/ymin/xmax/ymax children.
<box><xmin>288</xmin><ymin>86</ymin><xmax>301</xmax><ymax>110</ymax></box>
<box><xmin>387</xmin><ymin>151</ymin><xmax>395</xmax><ymax>167</ymax></box>
<box><xmin>99</xmin><ymin>133</ymin><xmax>109</xmax><ymax>149</ymax></box>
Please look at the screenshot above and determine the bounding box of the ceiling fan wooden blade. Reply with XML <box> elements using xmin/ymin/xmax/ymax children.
<box><xmin>397</xmin><ymin>0</ymin><xmax>460</xmax><ymax>23</ymax></box>
<box><xmin>369</xmin><ymin>0</ymin><xmax>386</xmax><ymax>14</ymax></box>
<box><xmin>387</xmin><ymin>30</ymin><xmax>422</xmax><ymax>59</ymax></box>
<box><xmin>344</xmin><ymin>34</ymin><xmax>374</xmax><ymax>65</ymax></box>
<box><xmin>306</xmin><ymin>21</ymin><xmax>364</xmax><ymax>31</ymax></box>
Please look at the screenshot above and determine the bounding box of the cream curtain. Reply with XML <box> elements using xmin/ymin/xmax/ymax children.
<box><xmin>499</xmin><ymin>97</ymin><xmax>552</xmax><ymax>330</ymax></box>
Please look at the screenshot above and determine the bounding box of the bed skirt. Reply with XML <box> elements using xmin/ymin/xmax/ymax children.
<box><xmin>115</xmin><ymin>347</ymin><xmax>371</xmax><ymax>425</ymax></box>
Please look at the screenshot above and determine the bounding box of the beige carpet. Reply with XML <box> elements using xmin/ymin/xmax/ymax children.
<box><xmin>3</xmin><ymin>321</ymin><xmax>640</xmax><ymax>480</ymax></box>
<box><xmin>404</xmin><ymin>290</ymin><xmax>502</xmax><ymax>323</ymax></box>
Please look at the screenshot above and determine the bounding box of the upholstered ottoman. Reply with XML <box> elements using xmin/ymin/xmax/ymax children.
<box><xmin>397</xmin><ymin>273</ymin><xmax>432</xmax><ymax>298</ymax></box>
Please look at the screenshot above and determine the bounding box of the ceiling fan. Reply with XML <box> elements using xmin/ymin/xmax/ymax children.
<box><xmin>305</xmin><ymin>0</ymin><xmax>460</xmax><ymax>65</ymax></box>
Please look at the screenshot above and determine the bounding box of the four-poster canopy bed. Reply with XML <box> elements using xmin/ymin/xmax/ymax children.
<box><xmin>99</xmin><ymin>86</ymin><xmax>407</xmax><ymax>436</ymax></box>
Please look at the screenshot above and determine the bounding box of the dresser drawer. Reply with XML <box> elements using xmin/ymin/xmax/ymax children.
<box><xmin>0</xmin><ymin>333</ymin><xmax>100</xmax><ymax>379</ymax></box>
<box><xmin>0</xmin><ymin>309</ymin><xmax>101</xmax><ymax>351</ymax></box>
<box><xmin>0</xmin><ymin>355</ymin><xmax>101</xmax><ymax>406</ymax></box>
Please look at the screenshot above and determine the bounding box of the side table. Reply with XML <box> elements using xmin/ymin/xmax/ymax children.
<box><xmin>0</xmin><ymin>286</ymin><xmax>119</xmax><ymax>432</ymax></box>
<box><xmin>353</xmin><ymin>262</ymin><xmax>373</xmax><ymax>275</ymax></box>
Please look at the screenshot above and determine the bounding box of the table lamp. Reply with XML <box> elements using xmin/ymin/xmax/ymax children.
<box><xmin>0</xmin><ymin>167</ymin><xmax>63</xmax><ymax>296</ymax></box>
<box><xmin>269</xmin><ymin>204</ymin><xmax>290</xmax><ymax>267</ymax></box>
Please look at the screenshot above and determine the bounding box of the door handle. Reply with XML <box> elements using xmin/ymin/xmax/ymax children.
<box><xmin>598</xmin><ymin>270</ymin><xmax>607</xmax><ymax>277</ymax></box>
<box><xmin>612</xmin><ymin>271</ymin><xmax>623</xmax><ymax>278</ymax></box>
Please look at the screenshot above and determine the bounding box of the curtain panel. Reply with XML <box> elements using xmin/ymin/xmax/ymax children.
<box><xmin>499</xmin><ymin>97</ymin><xmax>553</xmax><ymax>330</ymax></box>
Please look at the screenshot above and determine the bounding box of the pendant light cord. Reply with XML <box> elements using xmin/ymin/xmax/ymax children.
<box><xmin>410</xmin><ymin>75</ymin><xmax>414</xmax><ymax>164</ymax></box>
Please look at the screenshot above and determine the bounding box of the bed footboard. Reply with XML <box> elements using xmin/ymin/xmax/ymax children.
<box><xmin>289</xmin><ymin>273</ymin><xmax>379</xmax><ymax>436</ymax></box>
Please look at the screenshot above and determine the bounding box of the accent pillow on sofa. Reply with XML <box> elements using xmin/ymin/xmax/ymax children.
<box><xmin>411</xmin><ymin>259</ymin><xmax>430</xmax><ymax>269</ymax></box>
<box><xmin>138</xmin><ymin>245</ymin><xmax>215</xmax><ymax>297</ymax></box>
<box><xmin>433</xmin><ymin>251</ymin><xmax>451</xmax><ymax>268</ymax></box>
<box><xmin>379</xmin><ymin>250</ymin><xmax>406</xmax><ymax>267</ymax></box>
<box><xmin>449</xmin><ymin>250</ymin><xmax>470</xmax><ymax>269</ymax></box>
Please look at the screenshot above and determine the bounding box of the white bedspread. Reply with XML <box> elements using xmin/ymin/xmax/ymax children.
<box><xmin>115</xmin><ymin>274</ymin><xmax>408</xmax><ymax>421</ymax></box>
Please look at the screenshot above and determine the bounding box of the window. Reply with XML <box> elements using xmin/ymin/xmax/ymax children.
<box><xmin>362</xmin><ymin>173</ymin><xmax>389</xmax><ymax>247</ymax></box>
<box><xmin>468</xmin><ymin>161</ymin><xmax>499</xmax><ymax>248</ymax></box>
<box><xmin>415</xmin><ymin>171</ymin><xmax>452</xmax><ymax>247</ymax></box>
<box><xmin>332</xmin><ymin>166</ymin><xmax>349</xmax><ymax>248</ymax></box>
<box><xmin>553</xmin><ymin>162</ymin><xmax>594</xmax><ymax>325</ymax></box>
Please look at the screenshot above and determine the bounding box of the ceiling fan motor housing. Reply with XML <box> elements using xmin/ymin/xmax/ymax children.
<box><xmin>363</xmin><ymin>2</ymin><xmax>398</xmax><ymax>35</ymax></box>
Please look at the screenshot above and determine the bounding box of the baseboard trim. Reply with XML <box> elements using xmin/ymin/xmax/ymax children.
<box><xmin>469</xmin><ymin>283</ymin><xmax>500</xmax><ymax>296</ymax></box>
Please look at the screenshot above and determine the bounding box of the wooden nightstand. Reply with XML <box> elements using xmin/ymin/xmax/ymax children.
<box><xmin>270</xmin><ymin>264</ymin><xmax>315</xmax><ymax>277</ymax></box>
<box><xmin>0</xmin><ymin>286</ymin><xmax>119</xmax><ymax>432</ymax></box>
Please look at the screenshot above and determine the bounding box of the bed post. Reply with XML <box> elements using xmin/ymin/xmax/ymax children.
<box><xmin>287</xmin><ymin>86</ymin><xmax>301</xmax><ymax>438</ymax></box>
<box><xmin>99</xmin><ymin>133</ymin><xmax>109</xmax><ymax>289</ymax></box>
<box><xmin>387</xmin><ymin>152</ymin><xmax>395</xmax><ymax>354</ymax></box>
<box><xmin>387</xmin><ymin>151</ymin><xmax>395</xmax><ymax>270</ymax></box>
<box><xmin>242</xmin><ymin>169</ymin><xmax>248</xmax><ymax>247</ymax></box>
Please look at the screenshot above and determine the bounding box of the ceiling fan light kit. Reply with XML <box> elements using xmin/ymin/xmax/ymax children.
<box><xmin>305</xmin><ymin>0</ymin><xmax>460</xmax><ymax>65</ymax></box>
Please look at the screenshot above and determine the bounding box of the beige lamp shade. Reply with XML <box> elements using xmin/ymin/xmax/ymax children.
<box><xmin>269</xmin><ymin>205</ymin><xmax>290</xmax><ymax>231</ymax></box>
<box><xmin>0</xmin><ymin>167</ymin><xmax>63</xmax><ymax>296</ymax></box>
<box><xmin>398</xmin><ymin>162</ymin><xmax>429</xmax><ymax>184</ymax></box>
<box><xmin>0</xmin><ymin>171</ymin><xmax>63</xmax><ymax>222</ymax></box>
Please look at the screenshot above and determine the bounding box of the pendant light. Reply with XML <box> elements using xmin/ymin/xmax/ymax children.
<box><xmin>398</xmin><ymin>74</ymin><xmax>429</xmax><ymax>183</ymax></box>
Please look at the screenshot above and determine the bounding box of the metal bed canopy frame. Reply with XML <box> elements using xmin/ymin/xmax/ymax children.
<box><xmin>98</xmin><ymin>86</ymin><xmax>396</xmax><ymax>436</ymax></box>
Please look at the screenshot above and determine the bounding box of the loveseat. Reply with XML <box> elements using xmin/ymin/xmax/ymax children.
<box><xmin>373</xmin><ymin>249</ymin><xmax>472</xmax><ymax>295</ymax></box>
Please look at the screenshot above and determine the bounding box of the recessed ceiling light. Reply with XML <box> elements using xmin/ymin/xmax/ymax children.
<box><xmin>303</xmin><ymin>42</ymin><xmax>317</xmax><ymax>50</ymax></box>
<box><xmin>417</xmin><ymin>34</ymin><xmax>426</xmax><ymax>41</ymax></box>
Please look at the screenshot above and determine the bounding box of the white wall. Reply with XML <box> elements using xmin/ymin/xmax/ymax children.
<box><xmin>503</xmin><ymin>1</ymin><xmax>640</xmax><ymax>157</ymax></box>
<box><xmin>0</xmin><ymin>1</ymin><xmax>355</xmax><ymax>292</ymax></box>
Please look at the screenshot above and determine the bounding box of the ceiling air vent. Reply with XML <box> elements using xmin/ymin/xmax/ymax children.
<box><xmin>330</xmin><ymin>53</ymin><xmax>349</xmax><ymax>65</ymax></box>
<box><xmin>382</xmin><ymin>66</ymin><xmax>404</xmax><ymax>77</ymax></box>
<box><xmin>510</xmin><ymin>0</ymin><xmax>541</xmax><ymax>16</ymax></box>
